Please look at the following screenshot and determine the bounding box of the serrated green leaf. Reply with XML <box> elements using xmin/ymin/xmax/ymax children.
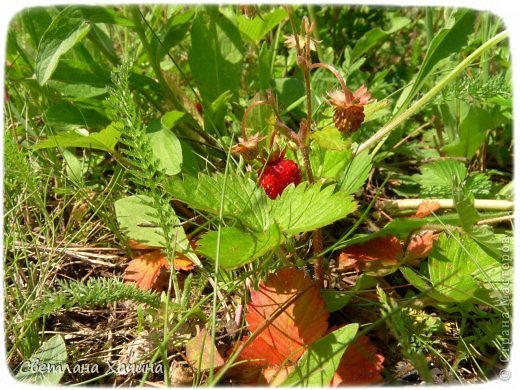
<box><xmin>270</xmin><ymin>183</ymin><xmax>357</xmax><ymax>235</ymax></box>
<box><xmin>237</xmin><ymin>7</ymin><xmax>287</xmax><ymax>43</ymax></box>
<box><xmin>32</xmin><ymin>123</ymin><xmax>121</xmax><ymax>152</ymax></box>
<box><xmin>165</xmin><ymin>174</ymin><xmax>269</xmax><ymax>232</ymax></box>
<box><xmin>16</xmin><ymin>335</ymin><xmax>67</xmax><ymax>385</ymax></box>
<box><xmin>281</xmin><ymin>324</ymin><xmax>359</xmax><ymax>386</ymax></box>
<box><xmin>197</xmin><ymin>224</ymin><xmax>280</xmax><ymax>269</ymax></box>
<box><xmin>189</xmin><ymin>10</ymin><xmax>244</xmax><ymax>102</ymax></box>
<box><xmin>36</xmin><ymin>8</ymin><xmax>92</xmax><ymax>85</ymax></box>
<box><xmin>146</xmin><ymin>120</ymin><xmax>183</xmax><ymax>176</ymax></box>
<box><xmin>428</xmin><ymin>233</ymin><xmax>500</xmax><ymax>302</ymax></box>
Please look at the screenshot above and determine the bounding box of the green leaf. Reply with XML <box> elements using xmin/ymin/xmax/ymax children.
<box><xmin>47</xmin><ymin>60</ymin><xmax>109</xmax><ymax>98</ymax></box>
<box><xmin>351</xmin><ymin>16</ymin><xmax>410</xmax><ymax>61</ymax></box>
<box><xmin>414</xmin><ymin>159</ymin><xmax>466</xmax><ymax>197</ymax></box>
<box><xmin>394</xmin><ymin>9</ymin><xmax>477</xmax><ymax>115</ymax></box>
<box><xmin>204</xmin><ymin>91</ymin><xmax>233</xmax><ymax>135</ymax></box>
<box><xmin>281</xmin><ymin>324</ymin><xmax>359</xmax><ymax>386</ymax></box>
<box><xmin>32</xmin><ymin>123</ymin><xmax>121</xmax><ymax>152</ymax></box>
<box><xmin>36</xmin><ymin>8</ymin><xmax>92</xmax><ymax>85</ymax></box>
<box><xmin>66</xmin><ymin>5</ymin><xmax>134</xmax><ymax>26</ymax></box>
<box><xmin>237</xmin><ymin>7</ymin><xmax>287</xmax><ymax>43</ymax></box>
<box><xmin>146</xmin><ymin>119</ymin><xmax>183</xmax><ymax>175</ymax></box>
<box><xmin>443</xmin><ymin>106</ymin><xmax>497</xmax><ymax>158</ymax></box>
<box><xmin>189</xmin><ymin>10</ymin><xmax>244</xmax><ymax>102</ymax></box>
<box><xmin>114</xmin><ymin>195</ymin><xmax>191</xmax><ymax>256</ymax></box>
<box><xmin>197</xmin><ymin>224</ymin><xmax>281</xmax><ymax>269</ymax></box>
<box><xmin>311</xmin><ymin>126</ymin><xmax>351</xmax><ymax>151</ymax></box>
<box><xmin>428</xmin><ymin>233</ymin><xmax>495</xmax><ymax>302</ymax></box>
<box><xmin>258</xmin><ymin>42</ymin><xmax>271</xmax><ymax>91</ymax></box>
<box><xmin>43</xmin><ymin>102</ymin><xmax>111</xmax><ymax>131</ymax></box>
<box><xmin>270</xmin><ymin>183</ymin><xmax>357</xmax><ymax>235</ymax></box>
<box><xmin>16</xmin><ymin>335</ymin><xmax>67</xmax><ymax>385</ymax></box>
<box><xmin>273</xmin><ymin>77</ymin><xmax>306</xmax><ymax>113</ymax></box>
<box><xmin>453</xmin><ymin>184</ymin><xmax>479</xmax><ymax>233</ymax></box>
<box><xmin>165</xmin><ymin>174</ymin><xmax>269</xmax><ymax>232</ymax></box>
<box><xmin>339</xmin><ymin>151</ymin><xmax>372</xmax><ymax>194</ymax></box>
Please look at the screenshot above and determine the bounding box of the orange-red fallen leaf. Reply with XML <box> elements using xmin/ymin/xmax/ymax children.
<box><xmin>405</xmin><ymin>231</ymin><xmax>438</xmax><ymax>261</ymax></box>
<box><xmin>338</xmin><ymin>236</ymin><xmax>403</xmax><ymax>272</ymax></box>
<box><xmin>124</xmin><ymin>250</ymin><xmax>169</xmax><ymax>291</ymax></box>
<box><xmin>233</xmin><ymin>267</ymin><xmax>329</xmax><ymax>376</ymax></box>
<box><xmin>331</xmin><ymin>335</ymin><xmax>385</xmax><ymax>386</ymax></box>
<box><xmin>186</xmin><ymin>330</ymin><xmax>224</xmax><ymax>371</ymax></box>
<box><xmin>414</xmin><ymin>200</ymin><xmax>441</xmax><ymax>218</ymax></box>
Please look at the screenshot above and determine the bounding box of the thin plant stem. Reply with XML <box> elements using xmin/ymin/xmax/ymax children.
<box><xmin>356</xmin><ymin>30</ymin><xmax>509</xmax><ymax>155</ymax></box>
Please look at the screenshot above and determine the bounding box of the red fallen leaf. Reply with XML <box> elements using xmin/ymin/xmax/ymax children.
<box><xmin>124</xmin><ymin>250</ymin><xmax>169</xmax><ymax>291</ymax></box>
<box><xmin>233</xmin><ymin>267</ymin><xmax>329</xmax><ymax>378</ymax></box>
<box><xmin>338</xmin><ymin>236</ymin><xmax>403</xmax><ymax>272</ymax></box>
<box><xmin>414</xmin><ymin>200</ymin><xmax>441</xmax><ymax>218</ymax></box>
<box><xmin>331</xmin><ymin>335</ymin><xmax>385</xmax><ymax>386</ymax></box>
<box><xmin>405</xmin><ymin>231</ymin><xmax>438</xmax><ymax>261</ymax></box>
<box><xmin>124</xmin><ymin>250</ymin><xmax>194</xmax><ymax>291</ymax></box>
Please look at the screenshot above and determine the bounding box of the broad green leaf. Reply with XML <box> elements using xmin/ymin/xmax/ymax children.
<box><xmin>16</xmin><ymin>335</ymin><xmax>67</xmax><ymax>385</ymax></box>
<box><xmin>66</xmin><ymin>5</ymin><xmax>134</xmax><ymax>26</ymax></box>
<box><xmin>36</xmin><ymin>8</ymin><xmax>92</xmax><ymax>85</ymax></box>
<box><xmin>270</xmin><ymin>183</ymin><xmax>357</xmax><ymax>235</ymax></box>
<box><xmin>273</xmin><ymin>77</ymin><xmax>306</xmax><ymax>113</ymax></box>
<box><xmin>237</xmin><ymin>7</ymin><xmax>287</xmax><ymax>43</ymax></box>
<box><xmin>443</xmin><ymin>106</ymin><xmax>498</xmax><ymax>158</ymax></box>
<box><xmin>114</xmin><ymin>195</ymin><xmax>198</xmax><ymax>266</ymax></box>
<box><xmin>197</xmin><ymin>224</ymin><xmax>280</xmax><ymax>269</ymax></box>
<box><xmin>165</xmin><ymin>174</ymin><xmax>269</xmax><ymax>232</ymax></box>
<box><xmin>189</xmin><ymin>10</ymin><xmax>244</xmax><ymax>102</ymax></box>
<box><xmin>414</xmin><ymin>159</ymin><xmax>466</xmax><ymax>197</ymax></box>
<box><xmin>400</xmin><ymin>267</ymin><xmax>455</xmax><ymax>303</ymax></box>
<box><xmin>281</xmin><ymin>324</ymin><xmax>359</xmax><ymax>386</ymax></box>
<box><xmin>47</xmin><ymin>60</ymin><xmax>109</xmax><ymax>98</ymax></box>
<box><xmin>394</xmin><ymin>9</ymin><xmax>477</xmax><ymax>115</ymax></box>
<box><xmin>43</xmin><ymin>102</ymin><xmax>111</xmax><ymax>131</ymax></box>
<box><xmin>351</xmin><ymin>16</ymin><xmax>410</xmax><ymax>61</ymax></box>
<box><xmin>146</xmin><ymin>120</ymin><xmax>183</xmax><ymax>176</ymax></box>
<box><xmin>160</xmin><ymin>9</ymin><xmax>195</xmax><ymax>54</ymax></box>
<box><xmin>33</xmin><ymin>123</ymin><xmax>121</xmax><ymax>152</ymax></box>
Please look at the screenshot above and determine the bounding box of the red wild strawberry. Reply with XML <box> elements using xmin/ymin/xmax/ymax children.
<box><xmin>258</xmin><ymin>158</ymin><xmax>301</xmax><ymax>199</ymax></box>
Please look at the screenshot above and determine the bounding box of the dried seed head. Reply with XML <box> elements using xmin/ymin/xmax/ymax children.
<box><xmin>328</xmin><ymin>85</ymin><xmax>373</xmax><ymax>133</ymax></box>
<box><xmin>232</xmin><ymin>133</ymin><xmax>266</xmax><ymax>161</ymax></box>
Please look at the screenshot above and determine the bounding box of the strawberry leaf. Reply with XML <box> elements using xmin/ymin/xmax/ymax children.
<box><xmin>123</xmin><ymin>250</ymin><xmax>170</xmax><ymax>291</ymax></box>
<box><xmin>270</xmin><ymin>183</ymin><xmax>357</xmax><ymax>235</ymax></box>
<box><xmin>281</xmin><ymin>324</ymin><xmax>359</xmax><ymax>386</ymax></box>
<box><xmin>197</xmin><ymin>225</ymin><xmax>281</xmax><ymax>269</ymax></box>
<box><xmin>331</xmin><ymin>335</ymin><xmax>385</xmax><ymax>385</ymax></box>
<box><xmin>236</xmin><ymin>267</ymin><xmax>329</xmax><ymax>367</ymax></box>
<box><xmin>165</xmin><ymin>174</ymin><xmax>269</xmax><ymax>231</ymax></box>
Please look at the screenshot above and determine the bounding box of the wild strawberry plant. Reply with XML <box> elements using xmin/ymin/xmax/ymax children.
<box><xmin>4</xmin><ymin>4</ymin><xmax>512</xmax><ymax>386</ymax></box>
